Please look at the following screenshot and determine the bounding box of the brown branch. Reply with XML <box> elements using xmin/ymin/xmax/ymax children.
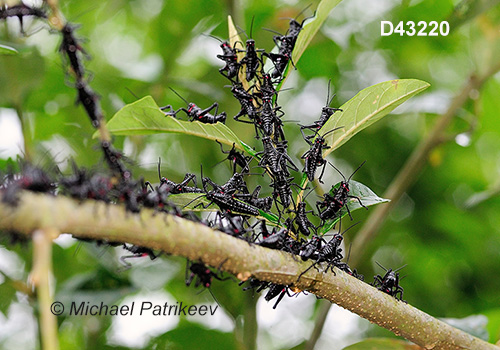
<box><xmin>0</xmin><ymin>191</ymin><xmax>499</xmax><ymax>350</ymax></box>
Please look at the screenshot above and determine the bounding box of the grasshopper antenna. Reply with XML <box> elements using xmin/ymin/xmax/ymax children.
<box><xmin>346</xmin><ymin>242</ymin><xmax>352</xmax><ymax>262</ymax></box>
<box><xmin>205</xmin><ymin>33</ymin><xmax>223</xmax><ymax>43</ymax></box>
<box><xmin>326</xmin><ymin>79</ymin><xmax>337</xmax><ymax>106</ymax></box>
<box><xmin>328</xmin><ymin>161</ymin><xmax>347</xmax><ymax>182</ymax></box>
<box><xmin>340</xmin><ymin>222</ymin><xmax>360</xmax><ymax>236</ymax></box>
<box><xmin>207</xmin><ymin>288</ymin><xmax>222</xmax><ymax>309</ymax></box>
<box><xmin>279</xmin><ymin>4</ymin><xmax>314</xmax><ymax>21</ymax></box>
<box><xmin>125</xmin><ymin>87</ymin><xmax>140</xmax><ymax>99</ymax></box>
<box><xmin>394</xmin><ymin>264</ymin><xmax>408</xmax><ymax>273</ymax></box>
<box><xmin>182</xmin><ymin>193</ymin><xmax>206</xmax><ymax>209</ymax></box>
<box><xmin>301</xmin><ymin>185</ymin><xmax>317</xmax><ymax>202</ymax></box>
<box><xmin>348</xmin><ymin>161</ymin><xmax>366</xmax><ymax>182</ymax></box>
<box><xmin>326</xmin><ymin>79</ymin><xmax>331</xmax><ymax>105</ymax></box>
<box><xmin>262</xmin><ymin>27</ymin><xmax>283</xmax><ymax>36</ymax></box>
<box><xmin>235</xmin><ymin>25</ymin><xmax>248</xmax><ymax>39</ymax></box>
<box><xmin>321</xmin><ymin>126</ymin><xmax>344</xmax><ymax>138</ymax></box>
<box><xmin>375</xmin><ymin>261</ymin><xmax>388</xmax><ymax>272</ymax></box>
<box><xmin>157</xmin><ymin>157</ymin><xmax>163</xmax><ymax>182</ymax></box>
<box><xmin>296</xmin><ymin>3</ymin><xmax>313</xmax><ymax>19</ymax></box>
<box><xmin>249</xmin><ymin>15</ymin><xmax>255</xmax><ymax>39</ymax></box>
<box><xmin>169</xmin><ymin>87</ymin><xmax>189</xmax><ymax>105</ymax></box>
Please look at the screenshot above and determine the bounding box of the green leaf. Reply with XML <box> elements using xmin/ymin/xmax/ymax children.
<box><xmin>0</xmin><ymin>280</ymin><xmax>16</xmax><ymax>316</ymax></box>
<box><xmin>147</xmin><ymin>320</ymin><xmax>237</xmax><ymax>350</ymax></box>
<box><xmin>483</xmin><ymin>308</ymin><xmax>500</xmax><ymax>343</ymax></box>
<box><xmin>258</xmin><ymin>209</ymin><xmax>280</xmax><ymax>225</ymax></box>
<box><xmin>343</xmin><ymin>337</ymin><xmax>422</xmax><ymax>350</ymax></box>
<box><xmin>0</xmin><ymin>50</ymin><xmax>45</xmax><ymax>105</ymax></box>
<box><xmin>299</xmin><ymin>173</ymin><xmax>308</xmax><ymax>189</ymax></box>
<box><xmin>56</xmin><ymin>269</ymin><xmax>135</xmax><ymax>316</ymax></box>
<box><xmin>0</xmin><ymin>158</ymin><xmax>18</xmax><ymax>171</ymax></box>
<box><xmin>0</xmin><ymin>44</ymin><xmax>18</xmax><ymax>55</ymax></box>
<box><xmin>102</xmin><ymin>96</ymin><xmax>245</xmax><ymax>151</ymax></box>
<box><xmin>319</xmin><ymin>79</ymin><xmax>430</xmax><ymax>156</ymax></box>
<box><xmin>346</xmin><ymin>180</ymin><xmax>390</xmax><ymax>208</ymax></box>
<box><xmin>240</xmin><ymin>140</ymin><xmax>259</xmax><ymax>158</ymax></box>
<box><xmin>293</xmin><ymin>0</ymin><xmax>343</xmax><ymax>65</ymax></box>
<box><xmin>320</xmin><ymin>180</ymin><xmax>389</xmax><ymax>234</ymax></box>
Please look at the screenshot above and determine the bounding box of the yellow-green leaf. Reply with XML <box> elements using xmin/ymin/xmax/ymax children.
<box><xmin>343</xmin><ymin>337</ymin><xmax>423</xmax><ymax>350</ymax></box>
<box><xmin>228</xmin><ymin>15</ymin><xmax>251</xmax><ymax>90</ymax></box>
<box><xmin>101</xmin><ymin>95</ymin><xmax>245</xmax><ymax>151</ymax></box>
<box><xmin>320</xmin><ymin>79</ymin><xmax>430</xmax><ymax>156</ymax></box>
<box><xmin>168</xmin><ymin>193</ymin><xmax>215</xmax><ymax>211</ymax></box>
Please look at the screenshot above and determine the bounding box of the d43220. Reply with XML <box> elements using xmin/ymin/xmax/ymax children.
<box><xmin>381</xmin><ymin>21</ymin><xmax>450</xmax><ymax>37</ymax></box>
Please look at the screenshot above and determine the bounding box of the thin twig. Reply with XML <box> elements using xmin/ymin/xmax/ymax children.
<box><xmin>1</xmin><ymin>191</ymin><xmax>499</xmax><ymax>350</ymax></box>
<box><xmin>349</xmin><ymin>61</ymin><xmax>500</xmax><ymax>267</ymax></box>
<box><xmin>30</xmin><ymin>228</ymin><xmax>59</xmax><ymax>350</ymax></box>
<box><xmin>243</xmin><ymin>293</ymin><xmax>258</xmax><ymax>350</ymax></box>
<box><xmin>305</xmin><ymin>299</ymin><xmax>331</xmax><ymax>350</ymax></box>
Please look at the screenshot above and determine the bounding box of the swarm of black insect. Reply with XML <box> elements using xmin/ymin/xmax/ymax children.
<box><xmin>0</xmin><ymin>3</ymin><xmax>47</xmax><ymax>34</ymax></box>
<box><xmin>0</xmin><ymin>162</ymin><xmax>56</xmax><ymax>206</ymax></box>
<box><xmin>198</xmin><ymin>12</ymin><xmax>406</xmax><ymax>307</ymax></box>
<box><xmin>0</xmin><ymin>4</ymin><xmax>406</xmax><ymax>309</ymax></box>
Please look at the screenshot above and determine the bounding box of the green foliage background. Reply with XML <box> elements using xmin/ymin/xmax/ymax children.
<box><xmin>1</xmin><ymin>0</ymin><xmax>499</xmax><ymax>349</ymax></box>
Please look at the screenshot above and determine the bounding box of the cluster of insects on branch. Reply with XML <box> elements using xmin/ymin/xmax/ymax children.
<box><xmin>0</xmin><ymin>3</ymin><xmax>406</xmax><ymax>307</ymax></box>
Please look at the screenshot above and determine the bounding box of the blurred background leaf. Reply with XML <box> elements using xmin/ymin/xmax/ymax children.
<box><xmin>0</xmin><ymin>43</ymin><xmax>18</xmax><ymax>55</ymax></box>
<box><xmin>343</xmin><ymin>338</ymin><xmax>423</xmax><ymax>350</ymax></box>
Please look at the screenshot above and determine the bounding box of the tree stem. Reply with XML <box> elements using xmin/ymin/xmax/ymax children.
<box><xmin>305</xmin><ymin>299</ymin><xmax>331</xmax><ymax>350</ymax></box>
<box><xmin>30</xmin><ymin>228</ymin><xmax>59</xmax><ymax>350</ymax></box>
<box><xmin>243</xmin><ymin>293</ymin><xmax>258</xmax><ymax>350</ymax></box>
<box><xmin>1</xmin><ymin>191</ymin><xmax>498</xmax><ymax>350</ymax></box>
